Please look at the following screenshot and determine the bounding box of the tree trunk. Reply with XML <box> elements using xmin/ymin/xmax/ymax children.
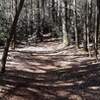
<box><xmin>36</xmin><ymin>0</ymin><xmax>43</xmax><ymax>42</ymax></box>
<box><xmin>73</xmin><ymin>0</ymin><xmax>79</xmax><ymax>48</ymax></box>
<box><xmin>1</xmin><ymin>0</ymin><xmax>25</xmax><ymax>73</ymax></box>
<box><xmin>52</xmin><ymin>0</ymin><xmax>56</xmax><ymax>23</ymax></box>
<box><xmin>86</xmin><ymin>0</ymin><xmax>91</xmax><ymax>57</ymax></box>
<box><xmin>62</xmin><ymin>1</ymin><xmax>69</xmax><ymax>46</ymax></box>
<box><xmin>83</xmin><ymin>1</ymin><xmax>88</xmax><ymax>52</ymax></box>
<box><xmin>41</xmin><ymin>0</ymin><xmax>46</xmax><ymax>34</ymax></box>
<box><xmin>30</xmin><ymin>0</ymin><xmax>33</xmax><ymax>36</ymax></box>
<box><xmin>83</xmin><ymin>22</ymin><xmax>88</xmax><ymax>52</ymax></box>
<box><xmin>11</xmin><ymin>0</ymin><xmax>18</xmax><ymax>49</ymax></box>
<box><xmin>94</xmin><ymin>0</ymin><xmax>100</xmax><ymax>61</ymax></box>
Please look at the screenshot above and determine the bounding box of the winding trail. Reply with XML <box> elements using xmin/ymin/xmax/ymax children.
<box><xmin>0</xmin><ymin>42</ymin><xmax>100</xmax><ymax>100</ymax></box>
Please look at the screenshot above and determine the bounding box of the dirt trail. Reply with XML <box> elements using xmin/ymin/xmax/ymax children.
<box><xmin>0</xmin><ymin>42</ymin><xmax>100</xmax><ymax>100</ymax></box>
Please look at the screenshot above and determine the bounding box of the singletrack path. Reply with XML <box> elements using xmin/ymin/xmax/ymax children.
<box><xmin>0</xmin><ymin>42</ymin><xmax>100</xmax><ymax>100</ymax></box>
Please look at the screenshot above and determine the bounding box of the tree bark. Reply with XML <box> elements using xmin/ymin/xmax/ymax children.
<box><xmin>94</xmin><ymin>0</ymin><xmax>100</xmax><ymax>61</ymax></box>
<box><xmin>36</xmin><ymin>0</ymin><xmax>43</xmax><ymax>42</ymax></box>
<box><xmin>73</xmin><ymin>0</ymin><xmax>79</xmax><ymax>48</ymax></box>
<box><xmin>86</xmin><ymin>0</ymin><xmax>91</xmax><ymax>56</ymax></box>
<box><xmin>83</xmin><ymin>1</ymin><xmax>88</xmax><ymax>52</ymax></box>
<box><xmin>1</xmin><ymin>0</ymin><xmax>25</xmax><ymax>73</ymax></box>
<box><xmin>62</xmin><ymin>1</ymin><xmax>69</xmax><ymax>46</ymax></box>
<box><xmin>11</xmin><ymin>0</ymin><xmax>18</xmax><ymax>49</ymax></box>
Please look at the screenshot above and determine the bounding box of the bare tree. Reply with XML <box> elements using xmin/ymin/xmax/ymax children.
<box><xmin>73</xmin><ymin>0</ymin><xmax>79</xmax><ymax>48</ymax></box>
<box><xmin>1</xmin><ymin>0</ymin><xmax>25</xmax><ymax>73</ymax></box>
<box><xmin>94</xmin><ymin>0</ymin><xmax>100</xmax><ymax>61</ymax></box>
<box><xmin>62</xmin><ymin>0</ymin><xmax>69</xmax><ymax>46</ymax></box>
<box><xmin>11</xmin><ymin>0</ymin><xmax>18</xmax><ymax>49</ymax></box>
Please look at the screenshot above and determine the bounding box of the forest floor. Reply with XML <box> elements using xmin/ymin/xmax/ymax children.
<box><xmin>0</xmin><ymin>41</ymin><xmax>100</xmax><ymax>100</ymax></box>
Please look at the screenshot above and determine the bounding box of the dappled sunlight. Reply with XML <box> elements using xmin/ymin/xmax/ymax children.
<box><xmin>88</xmin><ymin>86</ymin><xmax>100</xmax><ymax>90</ymax></box>
<box><xmin>16</xmin><ymin>46</ymin><xmax>54</xmax><ymax>53</ymax></box>
<box><xmin>1</xmin><ymin>63</ymin><xmax>100</xmax><ymax>99</ymax></box>
<box><xmin>0</xmin><ymin>0</ymin><xmax>100</xmax><ymax>99</ymax></box>
<box><xmin>0</xmin><ymin>43</ymin><xmax>100</xmax><ymax>100</ymax></box>
<box><xmin>0</xmin><ymin>63</ymin><xmax>100</xmax><ymax>100</ymax></box>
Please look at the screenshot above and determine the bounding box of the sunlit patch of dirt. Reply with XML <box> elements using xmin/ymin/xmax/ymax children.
<box><xmin>0</xmin><ymin>42</ymin><xmax>100</xmax><ymax>100</ymax></box>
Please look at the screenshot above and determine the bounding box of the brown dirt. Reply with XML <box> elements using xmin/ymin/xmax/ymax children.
<box><xmin>0</xmin><ymin>42</ymin><xmax>100</xmax><ymax>100</ymax></box>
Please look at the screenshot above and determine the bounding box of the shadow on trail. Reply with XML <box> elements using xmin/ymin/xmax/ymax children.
<box><xmin>0</xmin><ymin>44</ymin><xmax>100</xmax><ymax>100</ymax></box>
<box><xmin>0</xmin><ymin>63</ymin><xmax>100</xmax><ymax>100</ymax></box>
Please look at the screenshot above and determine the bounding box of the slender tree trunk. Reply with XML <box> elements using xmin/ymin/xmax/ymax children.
<box><xmin>25</xmin><ymin>1</ymin><xmax>29</xmax><ymax>43</ymax></box>
<box><xmin>83</xmin><ymin>22</ymin><xmax>88</xmax><ymax>51</ymax></box>
<box><xmin>62</xmin><ymin>1</ymin><xmax>69</xmax><ymax>46</ymax></box>
<box><xmin>73</xmin><ymin>0</ymin><xmax>79</xmax><ymax>48</ymax></box>
<box><xmin>30</xmin><ymin>0</ymin><xmax>33</xmax><ymax>36</ymax></box>
<box><xmin>11</xmin><ymin>0</ymin><xmax>18</xmax><ymax>49</ymax></box>
<box><xmin>94</xmin><ymin>0</ymin><xmax>100</xmax><ymax>61</ymax></box>
<box><xmin>36</xmin><ymin>0</ymin><xmax>43</xmax><ymax>42</ymax></box>
<box><xmin>1</xmin><ymin>0</ymin><xmax>25</xmax><ymax>73</ymax></box>
<box><xmin>83</xmin><ymin>1</ymin><xmax>88</xmax><ymax>52</ymax></box>
<box><xmin>41</xmin><ymin>0</ymin><xmax>45</xmax><ymax>34</ymax></box>
<box><xmin>52</xmin><ymin>0</ymin><xmax>56</xmax><ymax>23</ymax></box>
<box><xmin>86</xmin><ymin>0</ymin><xmax>91</xmax><ymax>57</ymax></box>
<box><xmin>58</xmin><ymin>1</ymin><xmax>62</xmax><ymax>32</ymax></box>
